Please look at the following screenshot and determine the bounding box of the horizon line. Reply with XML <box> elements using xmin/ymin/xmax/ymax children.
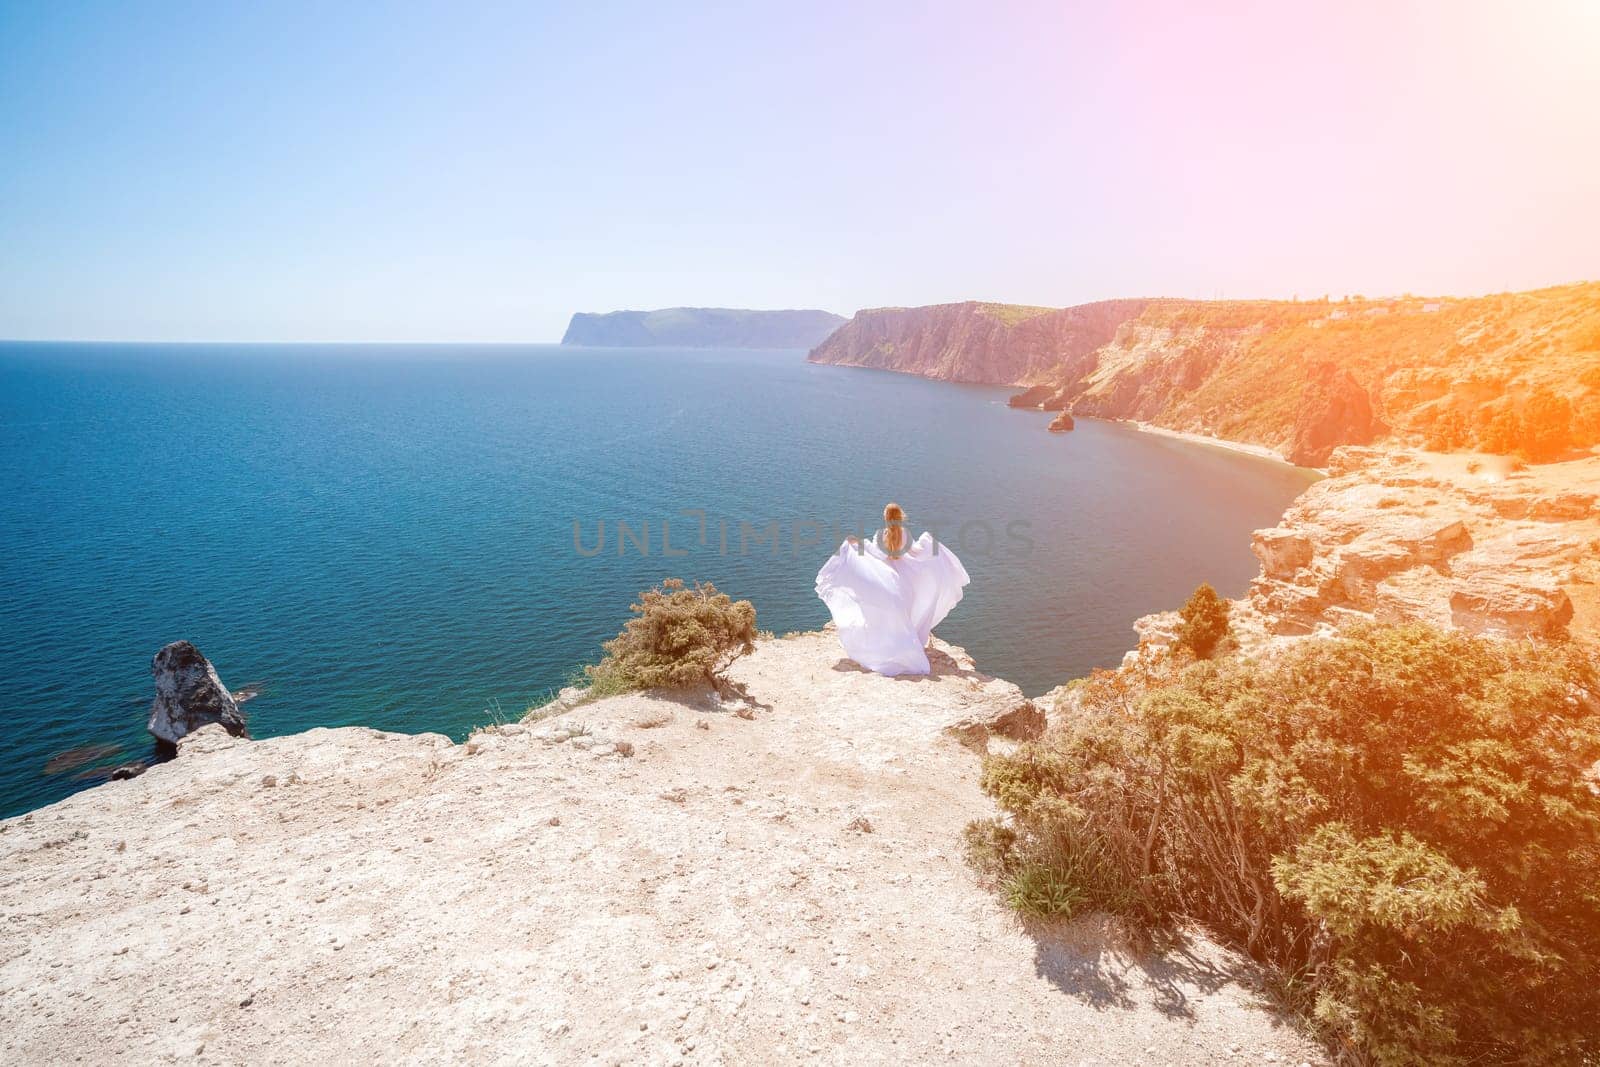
<box><xmin>5</xmin><ymin>277</ymin><xmax>1598</xmax><ymax>346</ymax></box>
<box><xmin>0</xmin><ymin>337</ymin><xmax>570</xmax><ymax>346</ymax></box>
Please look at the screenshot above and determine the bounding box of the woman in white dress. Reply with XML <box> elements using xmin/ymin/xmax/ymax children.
<box><xmin>814</xmin><ymin>502</ymin><xmax>970</xmax><ymax>676</ymax></box>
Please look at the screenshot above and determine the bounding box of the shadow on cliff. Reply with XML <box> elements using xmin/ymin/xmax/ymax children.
<box><xmin>1019</xmin><ymin>913</ymin><xmax>1303</xmax><ymax>1032</ymax></box>
<box><xmin>717</xmin><ymin>678</ymin><xmax>775</xmax><ymax>714</ymax></box>
<box><xmin>829</xmin><ymin>646</ymin><xmax>979</xmax><ymax>682</ymax></box>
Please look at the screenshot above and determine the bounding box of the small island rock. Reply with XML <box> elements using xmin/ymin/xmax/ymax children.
<box><xmin>1047</xmin><ymin>412</ymin><xmax>1076</xmax><ymax>432</ymax></box>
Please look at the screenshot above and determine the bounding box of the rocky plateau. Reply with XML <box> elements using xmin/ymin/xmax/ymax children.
<box><xmin>1130</xmin><ymin>447</ymin><xmax>1600</xmax><ymax>657</ymax></box>
<box><xmin>0</xmin><ymin>633</ymin><xmax>1325</xmax><ymax>1066</ymax></box>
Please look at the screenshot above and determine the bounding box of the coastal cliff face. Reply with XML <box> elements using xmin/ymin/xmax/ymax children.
<box><xmin>1129</xmin><ymin>447</ymin><xmax>1600</xmax><ymax>656</ymax></box>
<box><xmin>1065</xmin><ymin>287</ymin><xmax>1600</xmax><ymax>465</ymax></box>
<box><xmin>1243</xmin><ymin>447</ymin><xmax>1600</xmax><ymax>641</ymax></box>
<box><xmin>815</xmin><ymin>284</ymin><xmax>1600</xmax><ymax>466</ymax></box>
<box><xmin>562</xmin><ymin>308</ymin><xmax>846</xmax><ymax>349</ymax></box>
<box><xmin>0</xmin><ymin>632</ymin><xmax>1324</xmax><ymax>1065</ymax></box>
<box><xmin>806</xmin><ymin>299</ymin><xmax>1150</xmax><ymax>385</ymax></box>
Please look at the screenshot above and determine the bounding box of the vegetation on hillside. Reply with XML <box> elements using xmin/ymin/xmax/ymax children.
<box><xmin>968</xmin><ymin>623</ymin><xmax>1600</xmax><ymax>1065</ymax></box>
<box><xmin>584</xmin><ymin>579</ymin><xmax>757</xmax><ymax>694</ymax></box>
<box><xmin>808</xmin><ymin>299</ymin><xmax>1153</xmax><ymax>386</ymax></box>
<box><xmin>1050</xmin><ymin>284</ymin><xmax>1600</xmax><ymax>463</ymax></box>
<box><xmin>820</xmin><ymin>284</ymin><xmax>1600</xmax><ymax>462</ymax></box>
<box><xmin>975</xmin><ymin>302</ymin><xmax>1056</xmax><ymax>327</ymax></box>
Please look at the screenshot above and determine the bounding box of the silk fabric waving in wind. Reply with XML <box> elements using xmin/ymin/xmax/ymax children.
<box><xmin>815</xmin><ymin>531</ymin><xmax>970</xmax><ymax>676</ymax></box>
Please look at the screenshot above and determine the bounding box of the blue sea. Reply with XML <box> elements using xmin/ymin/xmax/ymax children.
<box><xmin>0</xmin><ymin>343</ymin><xmax>1319</xmax><ymax>816</ymax></box>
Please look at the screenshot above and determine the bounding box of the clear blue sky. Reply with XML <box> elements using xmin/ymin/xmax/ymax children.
<box><xmin>2</xmin><ymin>1</ymin><xmax>1597</xmax><ymax>341</ymax></box>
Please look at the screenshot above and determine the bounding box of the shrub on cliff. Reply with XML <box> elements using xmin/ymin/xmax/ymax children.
<box><xmin>1478</xmin><ymin>405</ymin><xmax>1522</xmax><ymax>455</ymax></box>
<box><xmin>974</xmin><ymin>624</ymin><xmax>1600</xmax><ymax>1065</ymax></box>
<box><xmin>586</xmin><ymin>579</ymin><xmax>757</xmax><ymax>693</ymax></box>
<box><xmin>1422</xmin><ymin>407</ymin><xmax>1471</xmax><ymax>452</ymax></box>
<box><xmin>1577</xmin><ymin>393</ymin><xmax>1600</xmax><ymax>448</ymax></box>
<box><xmin>1519</xmin><ymin>388</ymin><xmax>1574</xmax><ymax>462</ymax></box>
<box><xmin>1175</xmin><ymin>582</ymin><xmax>1231</xmax><ymax>658</ymax></box>
<box><xmin>1476</xmin><ymin>391</ymin><xmax>1576</xmax><ymax>461</ymax></box>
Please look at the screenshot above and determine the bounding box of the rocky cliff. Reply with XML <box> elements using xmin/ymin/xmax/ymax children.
<box><xmin>1245</xmin><ymin>447</ymin><xmax>1599</xmax><ymax>640</ymax></box>
<box><xmin>562</xmin><ymin>308</ymin><xmax>846</xmax><ymax>349</ymax></box>
<box><xmin>813</xmin><ymin>284</ymin><xmax>1600</xmax><ymax>466</ymax></box>
<box><xmin>0</xmin><ymin>632</ymin><xmax>1325</xmax><ymax>1065</ymax></box>
<box><xmin>806</xmin><ymin>300</ymin><xmax>1151</xmax><ymax>385</ymax></box>
<box><xmin>1128</xmin><ymin>447</ymin><xmax>1600</xmax><ymax>657</ymax></box>
<box><xmin>1063</xmin><ymin>288</ymin><xmax>1600</xmax><ymax>465</ymax></box>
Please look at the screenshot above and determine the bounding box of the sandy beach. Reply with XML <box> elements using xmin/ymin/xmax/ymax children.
<box><xmin>1125</xmin><ymin>420</ymin><xmax>1307</xmax><ymax>467</ymax></box>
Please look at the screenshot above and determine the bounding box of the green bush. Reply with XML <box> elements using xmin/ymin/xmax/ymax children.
<box><xmin>1422</xmin><ymin>408</ymin><xmax>1471</xmax><ymax>452</ymax></box>
<box><xmin>975</xmin><ymin>623</ymin><xmax>1600</xmax><ymax>1065</ymax></box>
<box><xmin>965</xmin><ymin>816</ymin><xmax>1139</xmax><ymax>921</ymax></box>
<box><xmin>1520</xmin><ymin>388</ymin><xmax>1574</xmax><ymax>462</ymax></box>
<box><xmin>585</xmin><ymin>578</ymin><xmax>757</xmax><ymax>692</ymax></box>
<box><xmin>1175</xmin><ymin>582</ymin><xmax>1231</xmax><ymax>658</ymax></box>
<box><xmin>1002</xmin><ymin>861</ymin><xmax>1089</xmax><ymax>919</ymax></box>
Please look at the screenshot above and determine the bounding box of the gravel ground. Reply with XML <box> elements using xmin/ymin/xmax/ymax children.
<box><xmin>0</xmin><ymin>632</ymin><xmax>1326</xmax><ymax>1065</ymax></box>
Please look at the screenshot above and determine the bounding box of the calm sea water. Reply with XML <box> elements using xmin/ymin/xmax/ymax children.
<box><xmin>0</xmin><ymin>343</ymin><xmax>1318</xmax><ymax>816</ymax></box>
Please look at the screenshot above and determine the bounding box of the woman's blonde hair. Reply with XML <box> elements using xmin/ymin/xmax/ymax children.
<box><xmin>882</xmin><ymin>502</ymin><xmax>907</xmax><ymax>557</ymax></box>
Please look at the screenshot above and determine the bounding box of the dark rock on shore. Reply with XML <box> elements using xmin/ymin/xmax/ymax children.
<box><xmin>148</xmin><ymin>641</ymin><xmax>247</xmax><ymax>749</ymax></box>
<box><xmin>1048</xmin><ymin>412</ymin><xmax>1076</xmax><ymax>432</ymax></box>
<box><xmin>1006</xmin><ymin>384</ymin><xmax>1058</xmax><ymax>409</ymax></box>
<box><xmin>42</xmin><ymin>743</ymin><xmax>123</xmax><ymax>776</ymax></box>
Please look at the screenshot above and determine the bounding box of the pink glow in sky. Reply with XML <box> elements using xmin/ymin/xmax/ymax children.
<box><xmin>1</xmin><ymin>0</ymin><xmax>1597</xmax><ymax>340</ymax></box>
<box><xmin>1061</xmin><ymin>1</ymin><xmax>1600</xmax><ymax>301</ymax></box>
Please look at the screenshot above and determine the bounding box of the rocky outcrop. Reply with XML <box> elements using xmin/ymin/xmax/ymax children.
<box><xmin>526</xmin><ymin>685</ymin><xmax>590</xmax><ymax>719</ymax></box>
<box><xmin>1235</xmin><ymin>448</ymin><xmax>1599</xmax><ymax>642</ymax></box>
<box><xmin>808</xmin><ymin>299</ymin><xmax>1151</xmax><ymax>385</ymax></box>
<box><xmin>1047</xmin><ymin>412</ymin><xmax>1075</xmax><ymax>432</ymax></box>
<box><xmin>147</xmin><ymin>641</ymin><xmax>246</xmax><ymax>749</ymax></box>
<box><xmin>1006</xmin><ymin>384</ymin><xmax>1063</xmax><ymax>409</ymax></box>
<box><xmin>562</xmin><ymin>308</ymin><xmax>846</xmax><ymax>348</ymax></box>
<box><xmin>914</xmin><ymin>640</ymin><xmax>1047</xmax><ymax>750</ymax></box>
<box><xmin>942</xmin><ymin>697</ymin><xmax>1045</xmax><ymax>749</ymax></box>
<box><xmin>0</xmin><ymin>630</ymin><xmax>1326</xmax><ymax>1065</ymax></box>
<box><xmin>1251</xmin><ymin>528</ymin><xmax>1315</xmax><ymax>578</ymax></box>
<box><xmin>1286</xmin><ymin>363</ymin><xmax>1383</xmax><ymax>466</ymax></box>
<box><xmin>1449</xmin><ymin>572</ymin><xmax>1574</xmax><ymax>636</ymax></box>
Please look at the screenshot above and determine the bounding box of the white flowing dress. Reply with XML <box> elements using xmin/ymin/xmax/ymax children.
<box><xmin>814</xmin><ymin>531</ymin><xmax>970</xmax><ymax>676</ymax></box>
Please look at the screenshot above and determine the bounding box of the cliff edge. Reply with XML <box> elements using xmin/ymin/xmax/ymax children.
<box><xmin>1242</xmin><ymin>447</ymin><xmax>1600</xmax><ymax>641</ymax></box>
<box><xmin>0</xmin><ymin>632</ymin><xmax>1323</xmax><ymax>1065</ymax></box>
<box><xmin>814</xmin><ymin>283</ymin><xmax>1600</xmax><ymax>466</ymax></box>
<box><xmin>807</xmin><ymin>299</ymin><xmax>1149</xmax><ymax>385</ymax></box>
<box><xmin>1125</xmin><ymin>447</ymin><xmax>1600</xmax><ymax>660</ymax></box>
